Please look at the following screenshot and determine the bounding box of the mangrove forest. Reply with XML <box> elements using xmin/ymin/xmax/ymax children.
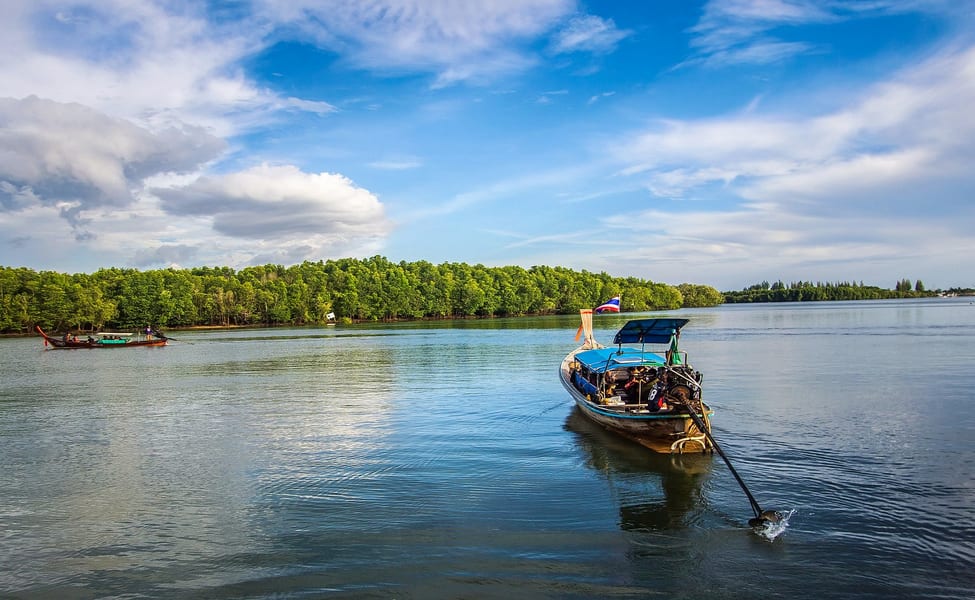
<box><xmin>0</xmin><ymin>257</ymin><xmax>724</xmax><ymax>334</ymax></box>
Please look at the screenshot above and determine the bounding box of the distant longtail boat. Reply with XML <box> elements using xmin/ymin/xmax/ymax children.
<box><xmin>36</xmin><ymin>326</ymin><xmax>168</xmax><ymax>349</ymax></box>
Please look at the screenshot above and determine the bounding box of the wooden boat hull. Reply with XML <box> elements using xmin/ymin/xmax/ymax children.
<box><xmin>560</xmin><ymin>349</ymin><xmax>711</xmax><ymax>454</ymax></box>
<box><xmin>36</xmin><ymin>326</ymin><xmax>168</xmax><ymax>349</ymax></box>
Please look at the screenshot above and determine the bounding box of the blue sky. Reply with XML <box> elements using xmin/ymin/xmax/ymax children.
<box><xmin>1</xmin><ymin>1</ymin><xmax>973</xmax><ymax>290</ymax></box>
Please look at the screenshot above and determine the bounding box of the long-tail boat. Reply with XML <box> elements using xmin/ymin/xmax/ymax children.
<box><xmin>36</xmin><ymin>326</ymin><xmax>168</xmax><ymax>348</ymax></box>
<box><xmin>559</xmin><ymin>309</ymin><xmax>712</xmax><ymax>453</ymax></box>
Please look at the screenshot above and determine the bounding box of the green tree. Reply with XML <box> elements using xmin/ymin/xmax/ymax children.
<box><xmin>36</xmin><ymin>271</ymin><xmax>73</xmax><ymax>331</ymax></box>
<box><xmin>677</xmin><ymin>283</ymin><xmax>724</xmax><ymax>307</ymax></box>
<box><xmin>0</xmin><ymin>267</ymin><xmax>39</xmax><ymax>332</ymax></box>
<box><xmin>70</xmin><ymin>280</ymin><xmax>116</xmax><ymax>330</ymax></box>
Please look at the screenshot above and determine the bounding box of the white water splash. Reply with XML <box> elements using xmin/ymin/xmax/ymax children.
<box><xmin>754</xmin><ymin>509</ymin><xmax>796</xmax><ymax>541</ymax></box>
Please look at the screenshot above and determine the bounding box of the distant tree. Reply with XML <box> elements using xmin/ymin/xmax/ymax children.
<box><xmin>915</xmin><ymin>280</ymin><xmax>925</xmax><ymax>292</ymax></box>
<box><xmin>677</xmin><ymin>283</ymin><xmax>724</xmax><ymax>307</ymax></box>
<box><xmin>723</xmin><ymin>278</ymin><xmax>936</xmax><ymax>303</ymax></box>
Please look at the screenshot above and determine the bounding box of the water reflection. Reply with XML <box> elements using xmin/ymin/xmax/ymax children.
<box><xmin>564</xmin><ymin>408</ymin><xmax>713</xmax><ymax>532</ymax></box>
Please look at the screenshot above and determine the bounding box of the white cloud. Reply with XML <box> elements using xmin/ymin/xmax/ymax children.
<box><xmin>0</xmin><ymin>0</ymin><xmax>324</xmax><ymax>136</ymax></box>
<box><xmin>685</xmin><ymin>0</ymin><xmax>961</xmax><ymax>67</ymax></box>
<box><xmin>536</xmin><ymin>89</ymin><xmax>569</xmax><ymax>104</ymax></box>
<box><xmin>368</xmin><ymin>158</ymin><xmax>423</xmax><ymax>170</ymax></box>
<box><xmin>587</xmin><ymin>91</ymin><xmax>615</xmax><ymax>105</ymax></box>
<box><xmin>254</xmin><ymin>0</ymin><xmax>628</xmax><ymax>86</ymax></box>
<box><xmin>690</xmin><ymin>40</ymin><xmax>816</xmax><ymax>68</ymax></box>
<box><xmin>282</xmin><ymin>97</ymin><xmax>338</xmax><ymax>115</ymax></box>
<box><xmin>619</xmin><ymin>44</ymin><xmax>975</xmax><ymax>212</ymax></box>
<box><xmin>0</xmin><ymin>96</ymin><xmax>225</xmax><ymax>230</ymax></box>
<box><xmin>0</xmin><ymin>2</ymin><xmax>391</xmax><ymax>270</ymax></box>
<box><xmin>0</xmin><ymin>163</ymin><xmax>393</xmax><ymax>271</ymax></box>
<box><xmin>153</xmin><ymin>163</ymin><xmax>390</xmax><ymax>241</ymax></box>
<box><xmin>687</xmin><ymin>0</ymin><xmax>833</xmax><ymax>65</ymax></box>
<box><xmin>550</xmin><ymin>15</ymin><xmax>630</xmax><ymax>55</ymax></box>
<box><xmin>601</xmin><ymin>43</ymin><xmax>975</xmax><ymax>287</ymax></box>
<box><xmin>590</xmin><ymin>200</ymin><xmax>974</xmax><ymax>289</ymax></box>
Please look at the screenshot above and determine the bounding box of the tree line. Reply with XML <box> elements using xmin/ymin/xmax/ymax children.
<box><xmin>0</xmin><ymin>257</ymin><xmax>725</xmax><ymax>333</ymax></box>
<box><xmin>722</xmin><ymin>279</ymin><xmax>939</xmax><ymax>303</ymax></box>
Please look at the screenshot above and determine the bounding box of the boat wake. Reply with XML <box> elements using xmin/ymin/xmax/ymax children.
<box><xmin>753</xmin><ymin>509</ymin><xmax>796</xmax><ymax>542</ymax></box>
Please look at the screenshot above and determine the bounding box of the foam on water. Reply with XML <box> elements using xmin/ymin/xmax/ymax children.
<box><xmin>754</xmin><ymin>509</ymin><xmax>796</xmax><ymax>542</ymax></box>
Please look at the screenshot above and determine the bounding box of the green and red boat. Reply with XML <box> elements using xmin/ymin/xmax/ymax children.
<box><xmin>36</xmin><ymin>326</ymin><xmax>168</xmax><ymax>349</ymax></box>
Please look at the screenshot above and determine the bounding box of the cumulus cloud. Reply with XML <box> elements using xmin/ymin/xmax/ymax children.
<box><xmin>0</xmin><ymin>3</ymin><xmax>391</xmax><ymax>269</ymax></box>
<box><xmin>0</xmin><ymin>96</ymin><xmax>225</xmax><ymax>229</ymax></box>
<box><xmin>153</xmin><ymin>164</ymin><xmax>390</xmax><ymax>241</ymax></box>
<box><xmin>10</xmin><ymin>163</ymin><xmax>395</xmax><ymax>271</ymax></box>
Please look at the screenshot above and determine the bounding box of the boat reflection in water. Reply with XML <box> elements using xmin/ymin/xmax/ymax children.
<box><xmin>564</xmin><ymin>407</ymin><xmax>713</xmax><ymax>531</ymax></box>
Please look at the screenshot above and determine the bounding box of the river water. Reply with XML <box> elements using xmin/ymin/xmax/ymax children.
<box><xmin>1</xmin><ymin>298</ymin><xmax>973</xmax><ymax>599</ymax></box>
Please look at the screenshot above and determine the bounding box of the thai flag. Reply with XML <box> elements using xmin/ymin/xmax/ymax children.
<box><xmin>595</xmin><ymin>296</ymin><xmax>621</xmax><ymax>313</ymax></box>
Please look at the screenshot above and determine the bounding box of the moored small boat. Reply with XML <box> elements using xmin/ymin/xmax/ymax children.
<box><xmin>36</xmin><ymin>326</ymin><xmax>168</xmax><ymax>349</ymax></box>
<box><xmin>559</xmin><ymin>309</ymin><xmax>712</xmax><ymax>453</ymax></box>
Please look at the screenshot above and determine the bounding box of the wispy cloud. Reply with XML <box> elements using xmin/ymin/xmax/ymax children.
<box><xmin>550</xmin><ymin>14</ymin><xmax>631</xmax><ymax>54</ymax></box>
<box><xmin>368</xmin><ymin>158</ymin><xmax>423</xmax><ymax>170</ymax></box>
<box><xmin>622</xmin><ymin>43</ymin><xmax>975</xmax><ymax>191</ymax></box>
<box><xmin>604</xmin><ymin>42</ymin><xmax>975</xmax><ymax>285</ymax></box>
<box><xmin>587</xmin><ymin>91</ymin><xmax>616</xmax><ymax>105</ymax></box>
<box><xmin>400</xmin><ymin>161</ymin><xmax>604</xmax><ymax>222</ymax></box>
<box><xmin>0</xmin><ymin>1</ymin><xmax>344</xmax><ymax>138</ymax></box>
<box><xmin>684</xmin><ymin>0</ymin><xmax>957</xmax><ymax>68</ymax></box>
<box><xmin>536</xmin><ymin>89</ymin><xmax>569</xmax><ymax>104</ymax></box>
<box><xmin>257</xmin><ymin>0</ymin><xmax>576</xmax><ymax>87</ymax></box>
<box><xmin>594</xmin><ymin>200</ymin><xmax>973</xmax><ymax>288</ymax></box>
<box><xmin>687</xmin><ymin>0</ymin><xmax>834</xmax><ymax>65</ymax></box>
<box><xmin>283</xmin><ymin>97</ymin><xmax>338</xmax><ymax>115</ymax></box>
<box><xmin>499</xmin><ymin>229</ymin><xmax>598</xmax><ymax>250</ymax></box>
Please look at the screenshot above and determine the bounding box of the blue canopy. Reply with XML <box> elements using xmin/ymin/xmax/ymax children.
<box><xmin>574</xmin><ymin>347</ymin><xmax>667</xmax><ymax>373</ymax></box>
<box><xmin>613</xmin><ymin>318</ymin><xmax>689</xmax><ymax>345</ymax></box>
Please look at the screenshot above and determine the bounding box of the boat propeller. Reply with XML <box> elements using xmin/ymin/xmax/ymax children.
<box><xmin>748</xmin><ymin>510</ymin><xmax>784</xmax><ymax>528</ymax></box>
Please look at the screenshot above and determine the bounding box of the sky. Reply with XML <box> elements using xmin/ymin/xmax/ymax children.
<box><xmin>1</xmin><ymin>0</ymin><xmax>974</xmax><ymax>291</ymax></box>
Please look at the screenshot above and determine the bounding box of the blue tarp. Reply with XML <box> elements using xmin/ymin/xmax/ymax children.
<box><xmin>574</xmin><ymin>347</ymin><xmax>666</xmax><ymax>373</ymax></box>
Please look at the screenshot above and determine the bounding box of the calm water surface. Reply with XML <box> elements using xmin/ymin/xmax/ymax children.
<box><xmin>1</xmin><ymin>298</ymin><xmax>973</xmax><ymax>598</ymax></box>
